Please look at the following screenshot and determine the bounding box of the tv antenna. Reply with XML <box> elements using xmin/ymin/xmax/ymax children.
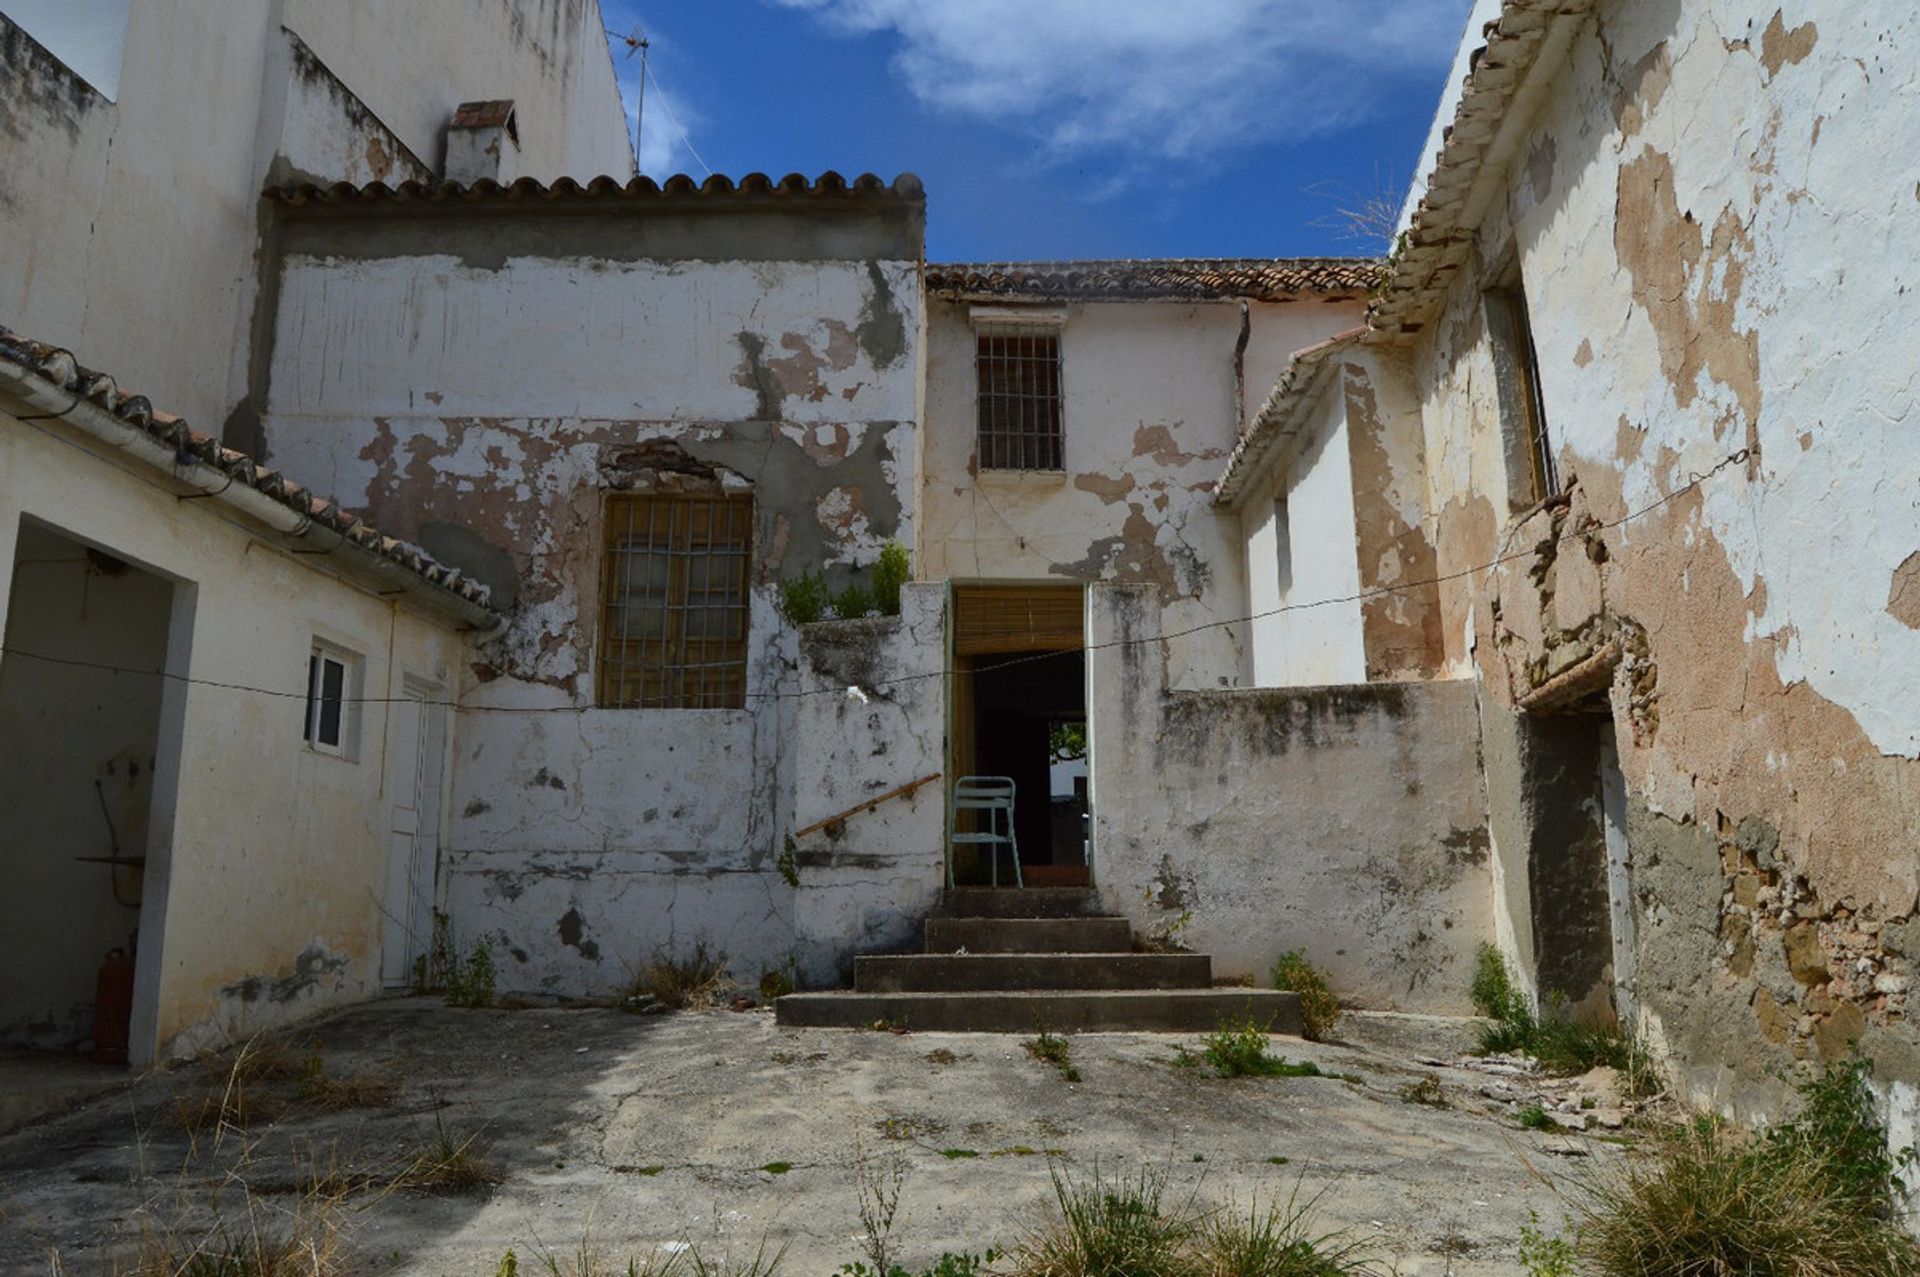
<box><xmin>608</xmin><ymin>21</ymin><xmax>651</xmax><ymax>163</ymax></box>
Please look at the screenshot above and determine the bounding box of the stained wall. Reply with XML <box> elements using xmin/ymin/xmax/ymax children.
<box><xmin>1403</xmin><ymin>0</ymin><xmax>1920</xmax><ymax>1138</ymax></box>
<box><xmin>258</xmin><ymin>192</ymin><xmax>927</xmax><ymax>994</ymax></box>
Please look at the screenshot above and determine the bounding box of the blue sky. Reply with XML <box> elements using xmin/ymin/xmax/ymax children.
<box><xmin>597</xmin><ymin>1</ymin><xmax>1475</xmax><ymax>262</ymax></box>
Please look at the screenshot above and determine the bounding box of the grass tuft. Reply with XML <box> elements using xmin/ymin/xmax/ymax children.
<box><xmin>1546</xmin><ymin>1058</ymin><xmax>1920</xmax><ymax>1276</ymax></box>
<box><xmin>1179</xmin><ymin>1020</ymin><xmax>1331</xmax><ymax>1080</ymax></box>
<box><xmin>399</xmin><ymin>1114</ymin><xmax>503</xmax><ymax>1193</ymax></box>
<box><xmin>1268</xmin><ymin>952</ymin><xmax>1340</xmax><ymax>1043</ymax></box>
<box><xmin>635</xmin><ymin>940</ymin><xmax>733</xmax><ymax>1011</ymax></box>
<box><xmin>1470</xmin><ymin>944</ymin><xmax>1659</xmax><ymax>1095</ymax></box>
<box><xmin>1024</xmin><ymin>1030</ymin><xmax>1083</xmax><ymax>1083</ymax></box>
<box><xmin>1008</xmin><ymin>1161</ymin><xmax>1198</xmax><ymax>1277</ymax></box>
<box><xmin>1196</xmin><ymin>1188</ymin><xmax>1389</xmax><ymax>1276</ymax></box>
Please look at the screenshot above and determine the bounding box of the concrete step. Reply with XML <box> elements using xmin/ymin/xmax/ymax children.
<box><xmin>937</xmin><ymin>887</ymin><xmax>1099</xmax><ymax>918</ymax></box>
<box><xmin>924</xmin><ymin>916</ymin><xmax>1133</xmax><ymax>954</ymax></box>
<box><xmin>856</xmin><ymin>953</ymin><xmax>1211</xmax><ymax>993</ymax></box>
<box><xmin>776</xmin><ymin>988</ymin><xmax>1300</xmax><ymax>1034</ymax></box>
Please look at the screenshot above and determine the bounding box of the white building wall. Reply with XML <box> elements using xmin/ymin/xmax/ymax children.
<box><xmin>0</xmin><ymin>0</ymin><xmax>630</xmax><ymax>428</ymax></box>
<box><xmin>920</xmin><ymin>297</ymin><xmax>1363</xmax><ymax>690</ymax></box>
<box><xmin>1242</xmin><ymin>387</ymin><xmax>1366</xmax><ymax>688</ymax></box>
<box><xmin>0</xmin><ymin>407</ymin><xmax>472</xmax><ymax>1064</ymax></box>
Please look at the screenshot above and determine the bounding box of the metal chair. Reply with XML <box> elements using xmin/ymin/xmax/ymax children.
<box><xmin>949</xmin><ymin>775</ymin><xmax>1021</xmax><ymax>888</ymax></box>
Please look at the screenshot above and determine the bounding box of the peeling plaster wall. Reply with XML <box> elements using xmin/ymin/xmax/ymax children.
<box><xmin>790</xmin><ymin>584</ymin><xmax>947</xmax><ymax>986</ymax></box>
<box><xmin>0</xmin><ymin>407</ymin><xmax>468</xmax><ymax>1065</ymax></box>
<box><xmin>1087</xmin><ymin>585</ymin><xmax>1492</xmax><ymax>1011</ymax></box>
<box><xmin>259</xmin><ymin>204</ymin><xmax>925</xmax><ymax>997</ymax></box>
<box><xmin>1407</xmin><ymin>0</ymin><xmax>1920</xmax><ymax>1129</ymax></box>
<box><xmin>921</xmin><ymin>298</ymin><xmax>1362</xmax><ymax>689</ymax></box>
<box><xmin>0</xmin><ymin>1</ymin><xmax>628</xmax><ymax>432</ymax></box>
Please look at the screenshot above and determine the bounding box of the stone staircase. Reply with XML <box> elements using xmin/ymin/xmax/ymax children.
<box><xmin>776</xmin><ymin>888</ymin><xmax>1301</xmax><ymax>1033</ymax></box>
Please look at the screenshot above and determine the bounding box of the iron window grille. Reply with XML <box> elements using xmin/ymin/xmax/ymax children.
<box><xmin>975</xmin><ymin>326</ymin><xmax>1064</xmax><ymax>471</ymax></box>
<box><xmin>597</xmin><ymin>492</ymin><xmax>752</xmax><ymax>709</ymax></box>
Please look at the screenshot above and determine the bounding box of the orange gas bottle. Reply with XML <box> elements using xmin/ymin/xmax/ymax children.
<box><xmin>92</xmin><ymin>948</ymin><xmax>134</xmax><ymax>1065</ymax></box>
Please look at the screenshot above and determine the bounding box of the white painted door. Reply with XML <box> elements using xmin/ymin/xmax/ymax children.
<box><xmin>381</xmin><ymin>682</ymin><xmax>446</xmax><ymax>989</ymax></box>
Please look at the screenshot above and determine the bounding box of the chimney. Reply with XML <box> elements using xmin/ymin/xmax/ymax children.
<box><xmin>445</xmin><ymin>100</ymin><xmax>520</xmax><ymax>184</ymax></box>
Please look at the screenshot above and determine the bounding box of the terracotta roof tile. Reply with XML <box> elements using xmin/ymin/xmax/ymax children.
<box><xmin>926</xmin><ymin>258</ymin><xmax>1383</xmax><ymax>303</ymax></box>
<box><xmin>0</xmin><ymin>325</ymin><xmax>499</xmax><ymax>616</ymax></box>
<box><xmin>1214</xmin><ymin>327</ymin><xmax>1366</xmax><ymax>508</ymax></box>
<box><xmin>266</xmin><ymin>170</ymin><xmax>925</xmax><ymax>208</ymax></box>
<box><xmin>1367</xmin><ymin>0</ymin><xmax>1599</xmax><ymax>338</ymax></box>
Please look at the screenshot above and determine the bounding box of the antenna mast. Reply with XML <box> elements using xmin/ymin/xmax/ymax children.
<box><xmin>610</xmin><ymin>22</ymin><xmax>651</xmax><ymax>167</ymax></box>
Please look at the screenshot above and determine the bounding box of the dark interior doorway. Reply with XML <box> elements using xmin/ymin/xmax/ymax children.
<box><xmin>949</xmin><ymin>584</ymin><xmax>1088</xmax><ymax>886</ymax></box>
<box><xmin>0</xmin><ymin>520</ymin><xmax>175</xmax><ymax>1064</ymax></box>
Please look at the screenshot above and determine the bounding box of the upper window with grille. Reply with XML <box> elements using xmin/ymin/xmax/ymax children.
<box><xmin>597</xmin><ymin>492</ymin><xmax>752</xmax><ymax>710</ymax></box>
<box><xmin>975</xmin><ymin>321</ymin><xmax>1064</xmax><ymax>472</ymax></box>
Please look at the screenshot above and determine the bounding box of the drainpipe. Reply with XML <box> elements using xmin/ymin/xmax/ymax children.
<box><xmin>1232</xmin><ymin>301</ymin><xmax>1251</xmax><ymax>430</ymax></box>
<box><xmin>0</xmin><ymin>360</ymin><xmax>501</xmax><ymax>633</ymax></box>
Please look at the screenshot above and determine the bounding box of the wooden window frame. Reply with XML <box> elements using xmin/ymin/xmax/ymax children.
<box><xmin>596</xmin><ymin>491</ymin><xmax>753</xmax><ymax>710</ymax></box>
<box><xmin>974</xmin><ymin>317</ymin><xmax>1065</xmax><ymax>473</ymax></box>
<box><xmin>1485</xmin><ymin>273</ymin><xmax>1557</xmax><ymax>510</ymax></box>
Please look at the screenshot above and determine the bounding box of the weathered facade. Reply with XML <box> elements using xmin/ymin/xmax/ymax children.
<box><xmin>1214</xmin><ymin>0</ymin><xmax>1920</xmax><ymax>1156</ymax></box>
<box><xmin>0</xmin><ymin>0</ymin><xmax>626</xmax><ymax>1062</ymax></box>
<box><xmin>256</xmin><ymin>175</ymin><xmax>929</xmax><ymax>992</ymax></box>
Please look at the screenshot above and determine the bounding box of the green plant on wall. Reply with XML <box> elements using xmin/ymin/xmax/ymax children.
<box><xmin>872</xmin><ymin>541</ymin><xmax>910</xmax><ymax>616</ymax></box>
<box><xmin>832</xmin><ymin>584</ymin><xmax>876</xmax><ymax>620</ymax></box>
<box><xmin>778</xmin><ymin>541</ymin><xmax>910</xmax><ymax>627</ymax></box>
<box><xmin>779</xmin><ymin>572</ymin><xmax>830</xmax><ymax>625</ymax></box>
<box><xmin>1048</xmin><ymin>721</ymin><xmax>1087</xmax><ymax>764</ymax></box>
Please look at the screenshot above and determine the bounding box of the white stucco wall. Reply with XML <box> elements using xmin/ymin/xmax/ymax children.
<box><xmin>1087</xmin><ymin>585</ymin><xmax>1492</xmax><ymax>1012</ymax></box>
<box><xmin>920</xmin><ymin>297</ymin><xmax>1363</xmax><ymax>690</ymax></box>
<box><xmin>1241</xmin><ymin>385</ymin><xmax>1367</xmax><ymax>688</ymax></box>
<box><xmin>258</xmin><ymin>201</ymin><xmax>926</xmax><ymax>999</ymax></box>
<box><xmin>0</xmin><ymin>0</ymin><xmax>631</xmax><ymax>429</ymax></box>
<box><xmin>0</xmin><ymin>407</ymin><xmax>471</xmax><ymax>1064</ymax></box>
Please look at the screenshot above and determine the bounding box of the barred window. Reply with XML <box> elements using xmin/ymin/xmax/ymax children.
<box><xmin>597</xmin><ymin>493</ymin><xmax>751</xmax><ymax>709</ymax></box>
<box><xmin>976</xmin><ymin>326</ymin><xmax>1064</xmax><ymax>471</ymax></box>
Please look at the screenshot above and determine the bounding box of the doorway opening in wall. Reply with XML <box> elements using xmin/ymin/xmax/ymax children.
<box><xmin>0</xmin><ymin>519</ymin><xmax>184</xmax><ymax>1070</ymax></box>
<box><xmin>949</xmin><ymin>583</ymin><xmax>1089</xmax><ymax>887</ymax></box>
<box><xmin>381</xmin><ymin>675</ymin><xmax>448</xmax><ymax>990</ymax></box>
<box><xmin>1516</xmin><ymin>692</ymin><xmax>1634</xmax><ymax>1027</ymax></box>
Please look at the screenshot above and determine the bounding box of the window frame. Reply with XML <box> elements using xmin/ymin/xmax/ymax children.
<box><xmin>596</xmin><ymin>490</ymin><xmax>754</xmax><ymax>711</ymax></box>
<box><xmin>971</xmin><ymin>308</ymin><xmax>1067</xmax><ymax>474</ymax></box>
<box><xmin>303</xmin><ymin>640</ymin><xmax>362</xmax><ymax>759</ymax></box>
<box><xmin>1484</xmin><ymin>270</ymin><xmax>1557</xmax><ymax>510</ymax></box>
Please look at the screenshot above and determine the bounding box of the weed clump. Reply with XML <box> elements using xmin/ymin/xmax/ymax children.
<box><xmin>1268</xmin><ymin>951</ymin><xmax>1339</xmax><ymax>1042</ymax></box>
<box><xmin>779</xmin><ymin>572</ymin><xmax>830</xmax><ymax>625</ymax></box>
<box><xmin>1024</xmin><ymin>1030</ymin><xmax>1082</xmax><ymax>1083</ymax></box>
<box><xmin>1179</xmin><ymin>1019</ymin><xmax>1327</xmax><ymax>1079</ymax></box>
<box><xmin>636</xmin><ymin>940</ymin><xmax>733</xmax><ymax>1010</ymax></box>
<box><xmin>1005</xmin><ymin>1163</ymin><xmax>1387</xmax><ymax>1277</ymax></box>
<box><xmin>1539</xmin><ymin>1058</ymin><xmax>1920</xmax><ymax>1276</ymax></box>
<box><xmin>831</xmin><ymin>583</ymin><xmax>875</xmax><ymax>620</ymax></box>
<box><xmin>400</xmin><ymin>1113</ymin><xmax>502</xmax><ymax>1193</ymax></box>
<box><xmin>1470</xmin><ymin>945</ymin><xmax>1655</xmax><ymax>1093</ymax></box>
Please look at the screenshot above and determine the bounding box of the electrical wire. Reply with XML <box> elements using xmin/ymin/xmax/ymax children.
<box><xmin>643</xmin><ymin>60</ymin><xmax>713</xmax><ymax>178</ymax></box>
<box><xmin>0</xmin><ymin>447</ymin><xmax>1753</xmax><ymax>713</ymax></box>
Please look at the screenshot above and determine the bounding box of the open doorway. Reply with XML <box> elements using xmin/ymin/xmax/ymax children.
<box><xmin>1512</xmin><ymin>704</ymin><xmax>1631</xmax><ymax>1025</ymax></box>
<box><xmin>0</xmin><ymin>520</ymin><xmax>180</xmax><ymax>1065</ymax></box>
<box><xmin>949</xmin><ymin>584</ymin><xmax>1088</xmax><ymax>886</ymax></box>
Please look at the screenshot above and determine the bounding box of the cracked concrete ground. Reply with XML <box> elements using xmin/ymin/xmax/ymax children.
<box><xmin>0</xmin><ymin>1002</ymin><xmax>1631</xmax><ymax>1275</ymax></box>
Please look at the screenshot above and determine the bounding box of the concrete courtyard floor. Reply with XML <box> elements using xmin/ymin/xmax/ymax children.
<box><xmin>0</xmin><ymin>1000</ymin><xmax>1637</xmax><ymax>1275</ymax></box>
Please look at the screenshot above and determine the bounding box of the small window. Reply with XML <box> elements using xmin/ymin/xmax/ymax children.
<box><xmin>303</xmin><ymin>643</ymin><xmax>361</xmax><ymax>757</ymax></box>
<box><xmin>1272</xmin><ymin>496</ymin><xmax>1293</xmax><ymax>599</ymax></box>
<box><xmin>598</xmin><ymin>492</ymin><xmax>752</xmax><ymax>709</ymax></box>
<box><xmin>1485</xmin><ymin>276</ymin><xmax>1557</xmax><ymax>509</ymax></box>
<box><xmin>975</xmin><ymin>324</ymin><xmax>1064</xmax><ymax>471</ymax></box>
<box><xmin>2</xmin><ymin>0</ymin><xmax>132</xmax><ymax>99</ymax></box>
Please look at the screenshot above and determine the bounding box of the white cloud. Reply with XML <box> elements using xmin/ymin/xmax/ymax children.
<box><xmin>770</xmin><ymin>0</ymin><xmax>1463</xmax><ymax>166</ymax></box>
